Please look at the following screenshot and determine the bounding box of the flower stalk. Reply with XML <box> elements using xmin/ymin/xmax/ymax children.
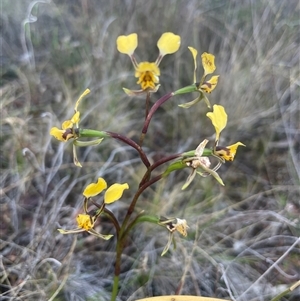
<box><xmin>141</xmin><ymin>91</ymin><xmax>174</xmax><ymax>135</ymax></box>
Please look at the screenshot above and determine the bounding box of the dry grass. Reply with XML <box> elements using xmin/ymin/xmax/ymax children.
<box><xmin>1</xmin><ymin>0</ymin><xmax>299</xmax><ymax>300</ymax></box>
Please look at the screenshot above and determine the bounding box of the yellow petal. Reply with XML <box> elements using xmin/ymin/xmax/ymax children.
<box><xmin>62</xmin><ymin>119</ymin><xmax>74</xmax><ymax>130</ymax></box>
<box><xmin>188</xmin><ymin>46</ymin><xmax>198</xmax><ymax>83</ymax></box>
<box><xmin>195</xmin><ymin>139</ymin><xmax>209</xmax><ymax>157</ymax></box>
<box><xmin>178</xmin><ymin>95</ymin><xmax>202</xmax><ymax>109</ymax></box>
<box><xmin>200</xmin><ymin>75</ymin><xmax>219</xmax><ymax>93</ymax></box>
<box><xmin>202</xmin><ymin>93</ymin><xmax>211</xmax><ymax>108</ymax></box>
<box><xmin>135</xmin><ymin>62</ymin><xmax>160</xmax><ymax>77</ymax></box>
<box><xmin>161</xmin><ymin>232</ymin><xmax>173</xmax><ymax>256</ymax></box>
<box><xmin>88</xmin><ymin>229</ymin><xmax>114</xmax><ymax>240</ymax></box>
<box><xmin>74</xmin><ymin>89</ymin><xmax>90</xmax><ymax>112</ymax></box>
<box><xmin>201</xmin><ymin>52</ymin><xmax>216</xmax><ymax>76</ymax></box>
<box><xmin>83</xmin><ymin>177</ymin><xmax>107</xmax><ymax>198</ymax></box>
<box><xmin>206</xmin><ymin>105</ymin><xmax>227</xmax><ymax>141</ymax></box>
<box><xmin>196</xmin><ymin>169</ymin><xmax>225</xmax><ymax>186</ymax></box>
<box><xmin>73</xmin><ymin>144</ymin><xmax>82</xmax><ymax>167</ymax></box>
<box><xmin>58</xmin><ymin>228</ymin><xmax>84</xmax><ymax>234</ymax></box>
<box><xmin>135</xmin><ymin>62</ymin><xmax>160</xmax><ymax>90</ymax></box>
<box><xmin>116</xmin><ymin>33</ymin><xmax>138</xmax><ymax>55</ymax></box>
<box><xmin>174</xmin><ymin>218</ymin><xmax>189</xmax><ymax>237</ymax></box>
<box><xmin>122</xmin><ymin>85</ymin><xmax>160</xmax><ymax>96</ymax></box>
<box><xmin>122</xmin><ymin>87</ymin><xmax>145</xmax><ymax>96</ymax></box>
<box><xmin>181</xmin><ymin>169</ymin><xmax>197</xmax><ymax>190</ymax></box>
<box><xmin>157</xmin><ymin>32</ymin><xmax>181</xmax><ymax>56</ymax></box>
<box><xmin>215</xmin><ymin>142</ymin><xmax>245</xmax><ymax>161</ymax></box>
<box><xmin>70</xmin><ymin>111</ymin><xmax>80</xmax><ymax>124</ymax></box>
<box><xmin>50</xmin><ymin>127</ymin><xmax>66</xmax><ymax>142</ymax></box>
<box><xmin>76</xmin><ymin>214</ymin><xmax>94</xmax><ymax>230</ymax></box>
<box><xmin>104</xmin><ymin>183</ymin><xmax>129</xmax><ymax>204</ymax></box>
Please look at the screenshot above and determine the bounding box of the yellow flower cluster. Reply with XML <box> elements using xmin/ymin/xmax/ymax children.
<box><xmin>50</xmin><ymin>89</ymin><xmax>90</xmax><ymax>142</ymax></box>
<box><xmin>50</xmin><ymin>31</ymin><xmax>245</xmax><ymax>258</ymax></box>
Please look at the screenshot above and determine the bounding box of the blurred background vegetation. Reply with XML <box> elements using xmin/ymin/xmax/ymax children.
<box><xmin>1</xmin><ymin>0</ymin><xmax>299</xmax><ymax>300</ymax></box>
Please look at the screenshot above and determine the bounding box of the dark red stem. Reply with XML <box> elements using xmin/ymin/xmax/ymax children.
<box><xmin>106</xmin><ymin>131</ymin><xmax>150</xmax><ymax>168</ymax></box>
<box><xmin>141</xmin><ymin>92</ymin><xmax>174</xmax><ymax>135</ymax></box>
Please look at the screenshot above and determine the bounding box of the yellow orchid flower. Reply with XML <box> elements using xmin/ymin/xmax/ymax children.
<box><xmin>58</xmin><ymin>177</ymin><xmax>129</xmax><ymax>239</ymax></box>
<box><xmin>182</xmin><ymin>139</ymin><xmax>224</xmax><ymax>190</ymax></box>
<box><xmin>50</xmin><ymin>111</ymin><xmax>81</xmax><ymax>142</ymax></box>
<box><xmin>49</xmin><ymin>89</ymin><xmax>103</xmax><ymax>167</ymax></box>
<box><xmin>83</xmin><ymin>177</ymin><xmax>129</xmax><ymax>204</ymax></box>
<box><xmin>58</xmin><ymin>213</ymin><xmax>113</xmax><ymax>240</ymax></box>
<box><xmin>116</xmin><ymin>32</ymin><xmax>180</xmax><ymax>95</ymax></box>
<box><xmin>159</xmin><ymin>217</ymin><xmax>189</xmax><ymax>256</ymax></box>
<box><xmin>206</xmin><ymin>105</ymin><xmax>245</xmax><ymax>161</ymax></box>
<box><xmin>179</xmin><ymin>48</ymin><xmax>219</xmax><ymax>108</ymax></box>
<box><xmin>135</xmin><ymin>62</ymin><xmax>160</xmax><ymax>90</ymax></box>
<box><xmin>50</xmin><ymin>89</ymin><xmax>90</xmax><ymax>141</ymax></box>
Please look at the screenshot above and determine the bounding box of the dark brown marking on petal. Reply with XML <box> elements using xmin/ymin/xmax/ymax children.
<box><xmin>62</xmin><ymin>128</ymin><xmax>73</xmax><ymax>140</ymax></box>
<box><xmin>215</xmin><ymin>146</ymin><xmax>230</xmax><ymax>157</ymax></box>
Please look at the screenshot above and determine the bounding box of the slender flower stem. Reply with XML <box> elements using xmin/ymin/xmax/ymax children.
<box><xmin>139</xmin><ymin>92</ymin><xmax>151</xmax><ymax>146</ymax></box>
<box><xmin>106</xmin><ymin>131</ymin><xmax>150</xmax><ymax>168</ymax></box>
<box><xmin>111</xmin><ymin>241</ymin><xmax>123</xmax><ymax>301</ymax></box>
<box><xmin>110</xmin><ymin>173</ymin><xmax>163</xmax><ymax>299</ymax></box>
<box><xmin>142</xmin><ymin>92</ymin><xmax>174</xmax><ymax>135</ymax></box>
<box><xmin>139</xmin><ymin>169</ymin><xmax>151</xmax><ymax>188</ymax></box>
<box><xmin>103</xmin><ymin>208</ymin><xmax>121</xmax><ymax>237</ymax></box>
<box><xmin>139</xmin><ymin>153</ymin><xmax>182</xmax><ymax>187</ymax></box>
<box><xmin>89</xmin><ymin>200</ymin><xmax>120</xmax><ymax>237</ymax></box>
<box><xmin>79</xmin><ymin>128</ymin><xmax>151</xmax><ymax>167</ymax></box>
<box><xmin>145</xmin><ymin>92</ymin><xmax>151</xmax><ymax>122</ymax></box>
<box><xmin>150</xmin><ymin>153</ymin><xmax>183</xmax><ymax>172</ymax></box>
<box><xmin>122</xmin><ymin>174</ymin><xmax>163</xmax><ymax>231</ymax></box>
<box><xmin>111</xmin><ymin>171</ymin><xmax>163</xmax><ymax>301</ymax></box>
